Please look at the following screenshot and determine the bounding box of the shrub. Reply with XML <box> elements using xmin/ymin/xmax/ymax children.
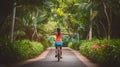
<box><xmin>68</xmin><ymin>40</ymin><xmax>80</xmax><ymax>50</ymax></box>
<box><xmin>0</xmin><ymin>40</ymin><xmax>44</xmax><ymax>64</ymax></box>
<box><xmin>68</xmin><ymin>42</ymin><xmax>72</xmax><ymax>48</ymax></box>
<box><xmin>62</xmin><ymin>35</ymin><xmax>70</xmax><ymax>47</ymax></box>
<box><xmin>79</xmin><ymin>39</ymin><xmax>120</xmax><ymax>66</ymax></box>
<box><xmin>40</xmin><ymin>40</ymin><xmax>49</xmax><ymax>50</ymax></box>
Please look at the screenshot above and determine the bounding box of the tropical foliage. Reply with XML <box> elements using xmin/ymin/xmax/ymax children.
<box><xmin>0</xmin><ymin>0</ymin><xmax>120</xmax><ymax>66</ymax></box>
<box><xmin>0</xmin><ymin>40</ymin><xmax>44</xmax><ymax>64</ymax></box>
<box><xmin>79</xmin><ymin>39</ymin><xmax>120</xmax><ymax>66</ymax></box>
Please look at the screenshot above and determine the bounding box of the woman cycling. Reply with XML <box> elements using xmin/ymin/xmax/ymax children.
<box><xmin>54</xmin><ymin>28</ymin><xmax>63</xmax><ymax>58</ymax></box>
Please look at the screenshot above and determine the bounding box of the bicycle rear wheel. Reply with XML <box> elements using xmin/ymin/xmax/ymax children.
<box><xmin>58</xmin><ymin>49</ymin><xmax>60</xmax><ymax>62</ymax></box>
<box><xmin>57</xmin><ymin>46</ymin><xmax>60</xmax><ymax>62</ymax></box>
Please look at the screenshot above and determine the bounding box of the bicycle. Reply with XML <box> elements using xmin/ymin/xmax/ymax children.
<box><xmin>56</xmin><ymin>45</ymin><xmax>61</xmax><ymax>62</ymax></box>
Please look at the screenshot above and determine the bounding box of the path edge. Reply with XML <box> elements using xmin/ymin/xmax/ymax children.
<box><xmin>68</xmin><ymin>47</ymin><xmax>100</xmax><ymax>67</ymax></box>
<box><xmin>11</xmin><ymin>47</ymin><xmax>51</xmax><ymax>67</ymax></box>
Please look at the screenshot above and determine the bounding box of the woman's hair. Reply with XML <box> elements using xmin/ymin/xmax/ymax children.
<box><xmin>57</xmin><ymin>28</ymin><xmax>61</xmax><ymax>36</ymax></box>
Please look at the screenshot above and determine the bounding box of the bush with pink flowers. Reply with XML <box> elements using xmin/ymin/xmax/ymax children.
<box><xmin>79</xmin><ymin>39</ymin><xmax>120</xmax><ymax>66</ymax></box>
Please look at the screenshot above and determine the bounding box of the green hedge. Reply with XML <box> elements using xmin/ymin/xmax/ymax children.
<box><xmin>79</xmin><ymin>39</ymin><xmax>120</xmax><ymax>66</ymax></box>
<box><xmin>0</xmin><ymin>40</ymin><xmax>44</xmax><ymax>64</ymax></box>
<box><xmin>68</xmin><ymin>40</ymin><xmax>80</xmax><ymax>50</ymax></box>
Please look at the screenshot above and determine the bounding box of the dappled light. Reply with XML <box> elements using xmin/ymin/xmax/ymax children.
<box><xmin>0</xmin><ymin>0</ymin><xmax>120</xmax><ymax>67</ymax></box>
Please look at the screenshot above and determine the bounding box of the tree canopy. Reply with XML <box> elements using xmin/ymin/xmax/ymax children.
<box><xmin>0</xmin><ymin>0</ymin><xmax>120</xmax><ymax>41</ymax></box>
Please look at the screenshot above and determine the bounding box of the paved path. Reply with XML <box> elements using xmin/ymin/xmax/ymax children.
<box><xmin>11</xmin><ymin>47</ymin><xmax>99</xmax><ymax>67</ymax></box>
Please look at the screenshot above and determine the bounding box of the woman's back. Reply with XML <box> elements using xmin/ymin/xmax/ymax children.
<box><xmin>55</xmin><ymin>32</ymin><xmax>62</xmax><ymax>42</ymax></box>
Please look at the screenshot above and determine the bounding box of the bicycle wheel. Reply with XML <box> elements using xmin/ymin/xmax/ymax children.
<box><xmin>58</xmin><ymin>49</ymin><xmax>60</xmax><ymax>62</ymax></box>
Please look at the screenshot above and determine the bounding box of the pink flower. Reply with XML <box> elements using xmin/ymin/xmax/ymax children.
<box><xmin>93</xmin><ymin>43</ymin><xmax>99</xmax><ymax>49</ymax></box>
<box><xmin>99</xmin><ymin>45</ymin><xmax>104</xmax><ymax>48</ymax></box>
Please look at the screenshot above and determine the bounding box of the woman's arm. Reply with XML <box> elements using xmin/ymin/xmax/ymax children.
<box><xmin>50</xmin><ymin>32</ymin><xmax>56</xmax><ymax>35</ymax></box>
<box><xmin>61</xmin><ymin>32</ymin><xmax>70</xmax><ymax>35</ymax></box>
<box><xmin>61</xmin><ymin>32</ymin><xmax>73</xmax><ymax>36</ymax></box>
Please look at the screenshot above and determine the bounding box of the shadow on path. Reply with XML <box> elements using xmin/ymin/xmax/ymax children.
<box><xmin>13</xmin><ymin>47</ymin><xmax>87</xmax><ymax>67</ymax></box>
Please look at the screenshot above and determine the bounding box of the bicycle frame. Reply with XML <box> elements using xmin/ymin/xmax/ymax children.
<box><xmin>56</xmin><ymin>46</ymin><xmax>61</xmax><ymax>62</ymax></box>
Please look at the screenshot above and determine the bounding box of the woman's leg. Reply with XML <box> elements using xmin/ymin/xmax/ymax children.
<box><xmin>55</xmin><ymin>46</ymin><xmax>57</xmax><ymax>57</ymax></box>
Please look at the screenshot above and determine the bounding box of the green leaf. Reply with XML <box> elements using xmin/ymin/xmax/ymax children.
<box><xmin>37</xmin><ymin>16</ymin><xmax>46</xmax><ymax>22</ymax></box>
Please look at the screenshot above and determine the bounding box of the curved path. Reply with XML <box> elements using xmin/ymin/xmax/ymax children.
<box><xmin>12</xmin><ymin>47</ymin><xmax>99</xmax><ymax>67</ymax></box>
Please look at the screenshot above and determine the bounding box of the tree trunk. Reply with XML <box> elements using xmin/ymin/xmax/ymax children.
<box><xmin>99</xmin><ymin>21</ymin><xmax>107</xmax><ymax>38</ymax></box>
<box><xmin>11</xmin><ymin>2</ymin><xmax>16</xmax><ymax>42</ymax></box>
<box><xmin>89</xmin><ymin>22</ymin><xmax>92</xmax><ymax>40</ymax></box>
<box><xmin>32</xmin><ymin>10</ymin><xmax>39</xmax><ymax>41</ymax></box>
<box><xmin>89</xmin><ymin>5</ymin><xmax>93</xmax><ymax>40</ymax></box>
<box><xmin>102</xmin><ymin>1</ymin><xmax>112</xmax><ymax>39</ymax></box>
